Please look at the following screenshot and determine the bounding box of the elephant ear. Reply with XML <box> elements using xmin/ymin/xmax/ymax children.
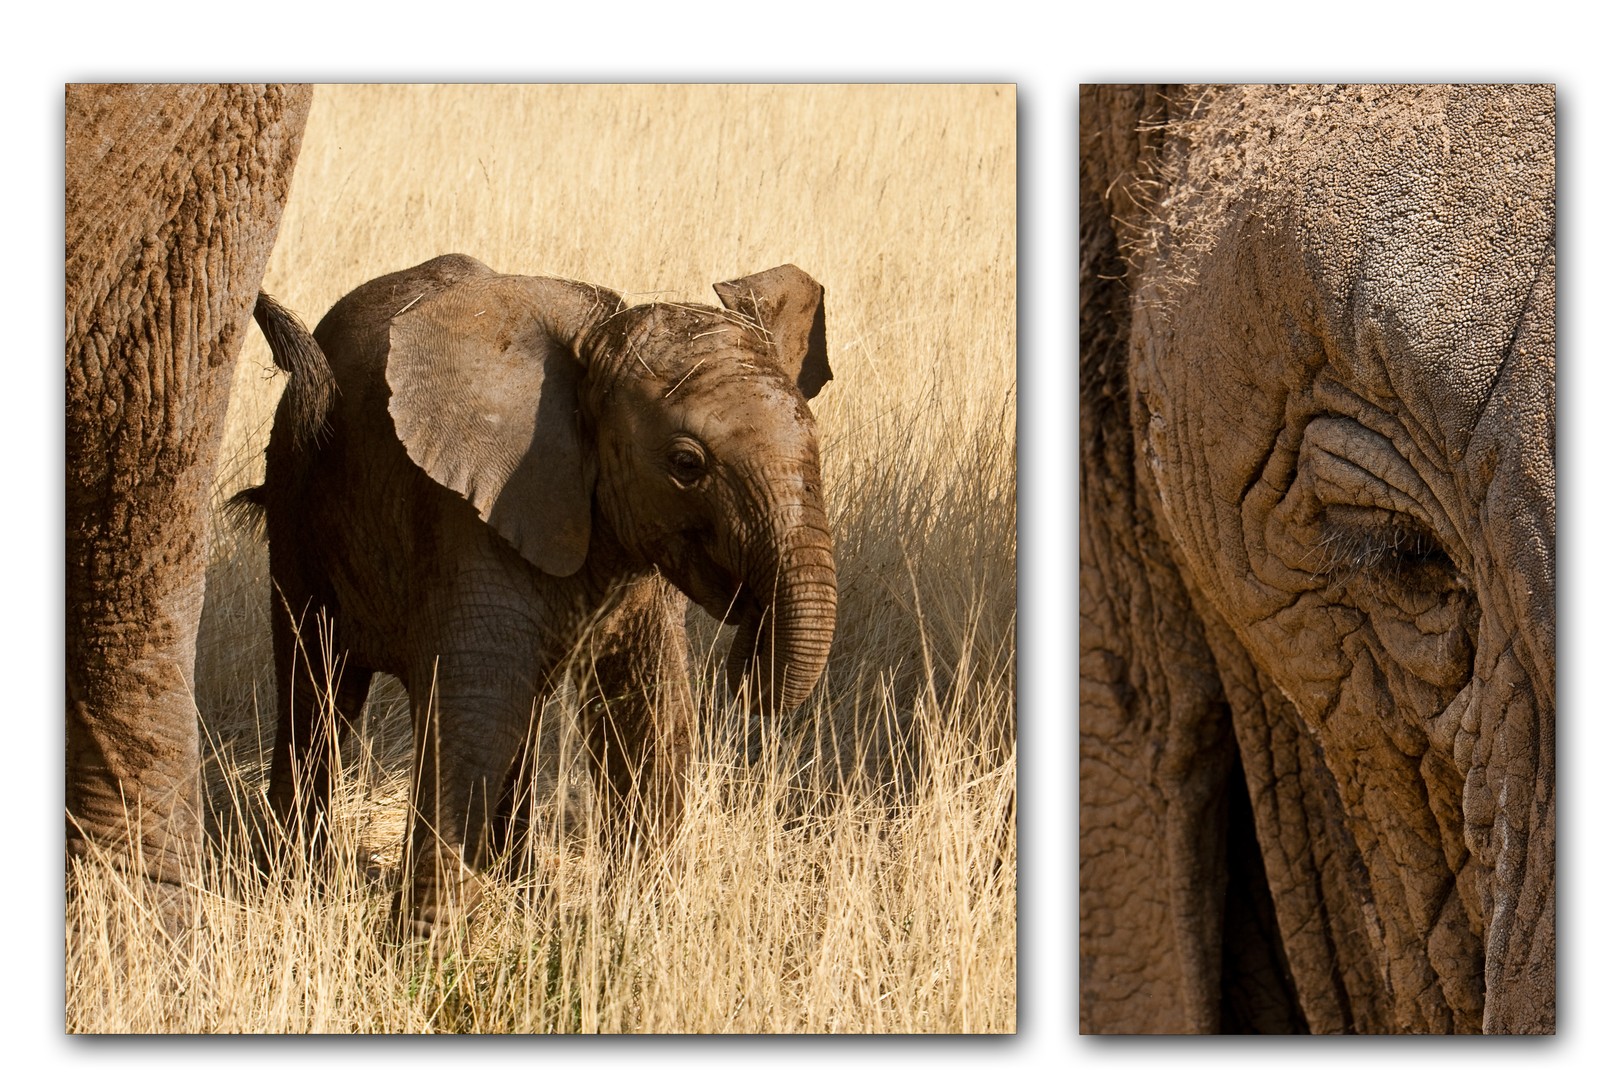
<box><xmin>386</xmin><ymin>275</ymin><xmax>619</xmax><ymax>577</ymax></box>
<box><xmin>713</xmin><ymin>265</ymin><xmax>832</xmax><ymax>400</ymax></box>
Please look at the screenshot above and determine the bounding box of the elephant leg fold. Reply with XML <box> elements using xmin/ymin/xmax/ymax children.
<box><xmin>66</xmin><ymin>517</ymin><xmax>211</xmax><ymax>952</ymax></box>
<box><xmin>67</xmin><ymin>664</ymin><xmax>202</xmax><ymax>884</ymax></box>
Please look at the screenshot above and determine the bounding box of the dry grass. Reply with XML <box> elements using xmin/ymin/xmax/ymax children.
<box><xmin>66</xmin><ymin>84</ymin><xmax>1015</xmax><ymax>1033</ymax></box>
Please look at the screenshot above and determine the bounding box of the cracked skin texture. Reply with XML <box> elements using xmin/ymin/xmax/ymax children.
<box><xmin>1079</xmin><ymin>84</ymin><xmax>1553</xmax><ymax>1034</ymax></box>
<box><xmin>66</xmin><ymin>85</ymin><xmax>312</xmax><ymax>901</ymax></box>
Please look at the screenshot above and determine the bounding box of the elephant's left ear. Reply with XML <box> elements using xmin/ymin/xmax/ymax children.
<box><xmin>387</xmin><ymin>274</ymin><xmax>619</xmax><ymax>578</ymax></box>
<box><xmin>713</xmin><ymin>265</ymin><xmax>833</xmax><ymax>400</ymax></box>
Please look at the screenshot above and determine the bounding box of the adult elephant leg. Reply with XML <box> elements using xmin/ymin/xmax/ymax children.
<box><xmin>65</xmin><ymin>84</ymin><xmax>312</xmax><ymax>908</ymax></box>
<box><xmin>579</xmin><ymin>577</ymin><xmax>694</xmax><ymax>850</ymax></box>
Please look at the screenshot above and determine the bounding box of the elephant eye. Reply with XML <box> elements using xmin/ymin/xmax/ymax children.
<box><xmin>1315</xmin><ymin>506</ymin><xmax>1459</xmax><ymax>596</ymax></box>
<box><xmin>666</xmin><ymin>444</ymin><xmax>708</xmax><ymax>487</ymax></box>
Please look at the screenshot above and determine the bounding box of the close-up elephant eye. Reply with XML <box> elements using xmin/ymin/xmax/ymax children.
<box><xmin>1314</xmin><ymin>505</ymin><xmax>1459</xmax><ymax>593</ymax></box>
<box><xmin>666</xmin><ymin>442</ymin><xmax>708</xmax><ymax>486</ymax></box>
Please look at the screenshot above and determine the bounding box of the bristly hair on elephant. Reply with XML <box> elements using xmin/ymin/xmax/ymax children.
<box><xmin>1078</xmin><ymin>84</ymin><xmax>1554</xmax><ymax>1035</ymax></box>
<box><xmin>241</xmin><ymin>254</ymin><xmax>838</xmax><ymax>937</ymax></box>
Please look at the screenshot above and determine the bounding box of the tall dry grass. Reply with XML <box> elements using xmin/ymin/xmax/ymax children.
<box><xmin>66</xmin><ymin>84</ymin><xmax>1016</xmax><ymax>1033</ymax></box>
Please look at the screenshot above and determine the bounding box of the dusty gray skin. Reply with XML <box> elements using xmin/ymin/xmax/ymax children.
<box><xmin>66</xmin><ymin>84</ymin><xmax>312</xmax><ymax>921</ymax></box>
<box><xmin>247</xmin><ymin>254</ymin><xmax>836</xmax><ymax>935</ymax></box>
<box><xmin>1078</xmin><ymin>85</ymin><xmax>1553</xmax><ymax>1034</ymax></box>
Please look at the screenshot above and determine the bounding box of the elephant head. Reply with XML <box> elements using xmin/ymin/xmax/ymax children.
<box><xmin>380</xmin><ymin>259</ymin><xmax>837</xmax><ymax>715</ymax></box>
<box><xmin>1079</xmin><ymin>85</ymin><xmax>1554</xmax><ymax>1033</ymax></box>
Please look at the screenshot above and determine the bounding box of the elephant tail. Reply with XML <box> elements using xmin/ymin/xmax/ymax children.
<box><xmin>225</xmin><ymin>294</ymin><xmax>338</xmax><ymax>537</ymax></box>
<box><xmin>224</xmin><ymin>484</ymin><xmax>267</xmax><ymax>539</ymax></box>
<box><xmin>254</xmin><ymin>291</ymin><xmax>336</xmax><ymax>451</ymax></box>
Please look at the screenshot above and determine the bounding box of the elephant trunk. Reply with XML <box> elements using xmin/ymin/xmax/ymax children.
<box><xmin>725</xmin><ymin>515</ymin><xmax>838</xmax><ymax>716</ymax></box>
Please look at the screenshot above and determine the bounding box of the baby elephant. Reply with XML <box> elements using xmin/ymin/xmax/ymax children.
<box><xmin>244</xmin><ymin>254</ymin><xmax>837</xmax><ymax>935</ymax></box>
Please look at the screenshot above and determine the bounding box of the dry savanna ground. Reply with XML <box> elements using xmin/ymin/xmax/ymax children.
<box><xmin>66</xmin><ymin>85</ymin><xmax>1016</xmax><ymax>1033</ymax></box>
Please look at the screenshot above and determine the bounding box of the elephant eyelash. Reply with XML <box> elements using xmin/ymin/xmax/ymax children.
<box><xmin>1313</xmin><ymin>510</ymin><xmax>1457</xmax><ymax>592</ymax></box>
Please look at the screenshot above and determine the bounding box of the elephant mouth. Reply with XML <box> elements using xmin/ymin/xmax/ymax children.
<box><xmin>668</xmin><ymin>565</ymin><xmax>777</xmax><ymax>704</ymax></box>
<box><xmin>657</xmin><ymin>547</ymin><xmax>758</xmax><ymax>626</ymax></box>
<box><xmin>655</xmin><ymin>527</ymin><xmax>837</xmax><ymax>717</ymax></box>
<box><xmin>716</xmin><ymin>588</ymin><xmax>762</xmax><ymax>628</ymax></box>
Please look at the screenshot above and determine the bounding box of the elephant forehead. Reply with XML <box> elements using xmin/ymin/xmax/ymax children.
<box><xmin>1286</xmin><ymin>88</ymin><xmax>1554</xmax><ymax>446</ymax></box>
<box><xmin>1131</xmin><ymin>85</ymin><xmax>1555</xmax><ymax>647</ymax></box>
<box><xmin>617</xmin><ymin>363</ymin><xmax>814</xmax><ymax>448</ymax></box>
<box><xmin>1156</xmin><ymin>85</ymin><xmax>1554</xmax><ymax>449</ymax></box>
<box><xmin>616</xmin><ymin>304</ymin><xmax>768</xmax><ymax>369</ymax></box>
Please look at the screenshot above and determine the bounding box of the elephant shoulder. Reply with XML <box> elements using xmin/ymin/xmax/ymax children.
<box><xmin>320</xmin><ymin>254</ymin><xmax>494</xmax><ymax>334</ymax></box>
<box><xmin>400</xmin><ymin>253</ymin><xmax>495</xmax><ymax>289</ymax></box>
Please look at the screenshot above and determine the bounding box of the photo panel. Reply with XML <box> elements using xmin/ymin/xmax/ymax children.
<box><xmin>1077</xmin><ymin>83</ymin><xmax>1554</xmax><ymax>1035</ymax></box>
<box><xmin>66</xmin><ymin>83</ymin><xmax>1016</xmax><ymax>1034</ymax></box>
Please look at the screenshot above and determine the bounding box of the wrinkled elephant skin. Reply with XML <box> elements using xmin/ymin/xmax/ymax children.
<box><xmin>66</xmin><ymin>84</ymin><xmax>312</xmax><ymax>911</ymax></box>
<box><xmin>1079</xmin><ymin>85</ymin><xmax>1553</xmax><ymax>1034</ymax></box>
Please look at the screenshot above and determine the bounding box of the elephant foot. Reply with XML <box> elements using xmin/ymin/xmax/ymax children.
<box><xmin>145</xmin><ymin>877</ymin><xmax>199</xmax><ymax>945</ymax></box>
<box><xmin>68</xmin><ymin>843</ymin><xmax>199</xmax><ymax>933</ymax></box>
